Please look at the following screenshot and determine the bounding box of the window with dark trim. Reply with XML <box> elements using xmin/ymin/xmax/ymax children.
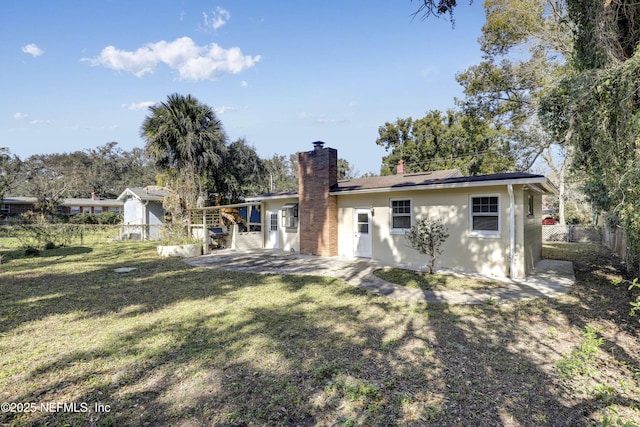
<box><xmin>281</xmin><ymin>203</ymin><xmax>298</xmax><ymax>229</ymax></box>
<box><xmin>391</xmin><ymin>199</ymin><xmax>411</xmax><ymax>231</ymax></box>
<box><xmin>471</xmin><ymin>196</ymin><xmax>499</xmax><ymax>236</ymax></box>
<box><xmin>527</xmin><ymin>194</ymin><xmax>534</xmax><ymax>216</ymax></box>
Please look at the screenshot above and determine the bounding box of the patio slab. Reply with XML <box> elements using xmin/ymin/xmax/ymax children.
<box><xmin>186</xmin><ymin>249</ymin><xmax>575</xmax><ymax>305</ymax></box>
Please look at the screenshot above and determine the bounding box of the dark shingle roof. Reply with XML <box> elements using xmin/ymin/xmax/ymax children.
<box><xmin>334</xmin><ymin>169</ymin><xmax>463</xmax><ymax>192</ymax></box>
<box><xmin>333</xmin><ymin>171</ymin><xmax>554</xmax><ymax>193</ymax></box>
<box><xmin>246</xmin><ymin>170</ymin><xmax>557</xmax><ymax>200</ymax></box>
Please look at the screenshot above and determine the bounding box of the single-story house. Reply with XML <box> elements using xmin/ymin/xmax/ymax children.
<box><xmin>246</xmin><ymin>142</ymin><xmax>558</xmax><ymax>279</ymax></box>
<box><xmin>0</xmin><ymin>197</ymin><xmax>38</xmax><ymax>216</ymax></box>
<box><xmin>59</xmin><ymin>194</ymin><xmax>124</xmax><ymax>214</ymax></box>
<box><xmin>117</xmin><ymin>186</ymin><xmax>171</xmax><ymax>240</ymax></box>
<box><xmin>1</xmin><ymin>195</ymin><xmax>123</xmax><ymax>216</ymax></box>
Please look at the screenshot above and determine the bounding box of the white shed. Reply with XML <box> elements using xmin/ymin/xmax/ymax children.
<box><xmin>116</xmin><ymin>186</ymin><xmax>170</xmax><ymax>240</ymax></box>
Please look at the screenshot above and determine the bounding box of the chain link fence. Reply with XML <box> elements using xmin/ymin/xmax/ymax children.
<box><xmin>542</xmin><ymin>225</ymin><xmax>603</xmax><ymax>243</ymax></box>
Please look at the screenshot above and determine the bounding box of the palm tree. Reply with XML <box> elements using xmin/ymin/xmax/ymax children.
<box><xmin>141</xmin><ymin>93</ymin><xmax>228</xmax><ymax>209</ymax></box>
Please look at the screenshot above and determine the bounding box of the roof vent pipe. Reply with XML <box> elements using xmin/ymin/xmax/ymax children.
<box><xmin>312</xmin><ymin>141</ymin><xmax>325</xmax><ymax>151</ymax></box>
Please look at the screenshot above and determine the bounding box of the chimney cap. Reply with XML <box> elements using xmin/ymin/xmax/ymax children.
<box><xmin>312</xmin><ymin>141</ymin><xmax>325</xmax><ymax>150</ymax></box>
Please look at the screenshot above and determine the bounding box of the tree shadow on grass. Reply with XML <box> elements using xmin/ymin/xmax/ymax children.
<box><xmin>1</xmin><ymin>242</ymin><xmax>639</xmax><ymax>426</ymax></box>
<box><xmin>0</xmin><ymin>244</ymin><xmax>274</xmax><ymax>335</ymax></box>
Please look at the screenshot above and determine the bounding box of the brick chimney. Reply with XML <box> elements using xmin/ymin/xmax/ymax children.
<box><xmin>396</xmin><ymin>159</ymin><xmax>406</xmax><ymax>175</ymax></box>
<box><xmin>297</xmin><ymin>141</ymin><xmax>338</xmax><ymax>256</ymax></box>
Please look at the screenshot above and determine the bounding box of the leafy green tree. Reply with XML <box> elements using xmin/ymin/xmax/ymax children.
<box><xmin>455</xmin><ymin>0</ymin><xmax>572</xmax><ymax>171</ymax></box>
<box><xmin>221</xmin><ymin>138</ymin><xmax>268</xmax><ymax>203</ymax></box>
<box><xmin>12</xmin><ymin>143</ymin><xmax>158</xmax><ymax>199</ymax></box>
<box><xmin>540</xmin><ymin>0</ymin><xmax>640</xmax><ymax>272</ymax></box>
<box><xmin>376</xmin><ymin>109</ymin><xmax>514</xmax><ymax>175</ymax></box>
<box><xmin>412</xmin><ymin>0</ymin><xmax>467</xmax><ymax>22</ymax></box>
<box><xmin>405</xmin><ymin>217</ymin><xmax>450</xmax><ymax>274</ymax></box>
<box><xmin>263</xmin><ymin>154</ymin><xmax>298</xmax><ymax>193</ymax></box>
<box><xmin>338</xmin><ymin>158</ymin><xmax>356</xmax><ymax>180</ymax></box>
<box><xmin>141</xmin><ymin>93</ymin><xmax>228</xmax><ymax>210</ymax></box>
<box><xmin>262</xmin><ymin>153</ymin><xmax>355</xmax><ymax>193</ymax></box>
<box><xmin>116</xmin><ymin>147</ymin><xmax>158</xmax><ymax>191</ymax></box>
<box><xmin>22</xmin><ymin>155</ymin><xmax>69</xmax><ymax>219</ymax></box>
<box><xmin>0</xmin><ymin>148</ymin><xmax>21</xmax><ymax>202</ymax></box>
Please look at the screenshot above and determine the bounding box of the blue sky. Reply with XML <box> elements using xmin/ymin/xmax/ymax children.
<box><xmin>2</xmin><ymin>1</ymin><xmax>486</xmax><ymax>175</ymax></box>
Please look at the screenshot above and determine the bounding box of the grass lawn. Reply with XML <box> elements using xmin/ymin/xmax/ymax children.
<box><xmin>0</xmin><ymin>240</ymin><xmax>639</xmax><ymax>426</ymax></box>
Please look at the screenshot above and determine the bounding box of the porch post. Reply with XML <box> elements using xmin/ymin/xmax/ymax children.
<box><xmin>202</xmin><ymin>209</ymin><xmax>208</xmax><ymax>255</ymax></box>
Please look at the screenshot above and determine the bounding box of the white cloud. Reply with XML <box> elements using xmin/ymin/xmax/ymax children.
<box><xmin>83</xmin><ymin>36</ymin><xmax>260</xmax><ymax>81</ymax></box>
<box><xmin>12</xmin><ymin>112</ymin><xmax>53</xmax><ymax>125</ymax></box>
<box><xmin>203</xmin><ymin>7</ymin><xmax>230</xmax><ymax>31</ymax></box>
<box><xmin>215</xmin><ymin>106</ymin><xmax>237</xmax><ymax>114</ymax></box>
<box><xmin>240</xmin><ymin>80</ymin><xmax>248</xmax><ymax>88</ymax></box>
<box><xmin>22</xmin><ymin>43</ymin><xmax>43</xmax><ymax>57</ymax></box>
<box><xmin>123</xmin><ymin>101</ymin><xmax>158</xmax><ymax>111</ymax></box>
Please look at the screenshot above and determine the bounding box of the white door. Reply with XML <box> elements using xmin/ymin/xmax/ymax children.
<box><xmin>266</xmin><ymin>211</ymin><xmax>279</xmax><ymax>248</ymax></box>
<box><xmin>354</xmin><ymin>208</ymin><xmax>372</xmax><ymax>258</ymax></box>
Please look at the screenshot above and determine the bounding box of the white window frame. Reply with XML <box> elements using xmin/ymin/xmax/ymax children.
<box><xmin>269</xmin><ymin>211</ymin><xmax>278</xmax><ymax>231</ymax></box>
<box><xmin>469</xmin><ymin>194</ymin><xmax>501</xmax><ymax>238</ymax></box>
<box><xmin>390</xmin><ymin>199</ymin><xmax>412</xmax><ymax>234</ymax></box>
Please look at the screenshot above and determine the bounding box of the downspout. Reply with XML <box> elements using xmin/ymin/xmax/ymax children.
<box><xmin>143</xmin><ymin>200</ymin><xmax>149</xmax><ymax>241</ymax></box>
<box><xmin>507</xmin><ymin>184</ymin><xmax>515</xmax><ymax>279</ymax></box>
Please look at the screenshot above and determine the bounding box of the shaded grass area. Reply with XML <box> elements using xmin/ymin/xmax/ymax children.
<box><xmin>373</xmin><ymin>267</ymin><xmax>505</xmax><ymax>291</ymax></box>
<box><xmin>0</xmin><ymin>241</ymin><xmax>638</xmax><ymax>426</ymax></box>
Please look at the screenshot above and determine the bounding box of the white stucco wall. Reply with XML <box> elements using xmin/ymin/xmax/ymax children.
<box><xmin>336</xmin><ymin>185</ymin><xmax>529</xmax><ymax>278</ymax></box>
<box><xmin>263</xmin><ymin>198</ymin><xmax>300</xmax><ymax>252</ymax></box>
<box><xmin>257</xmin><ymin>184</ymin><xmax>544</xmax><ymax>279</ymax></box>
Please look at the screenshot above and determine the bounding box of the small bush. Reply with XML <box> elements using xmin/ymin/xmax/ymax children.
<box><xmin>43</xmin><ymin>241</ymin><xmax>56</xmax><ymax>250</ymax></box>
<box><xmin>24</xmin><ymin>247</ymin><xmax>40</xmax><ymax>257</ymax></box>
<box><xmin>70</xmin><ymin>213</ymin><xmax>98</xmax><ymax>224</ymax></box>
<box><xmin>69</xmin><ymin>212</ymin><xmax>122</xmax><ymax>225</ymax></box>
<box><xmin>97</xmin><ymin>212</ymin><xmax>122</xmax><ymax>225</ymax></box>
<box><xmin>405</xmin><ymin>217</ymin><xmax>449</xmax><ymax>274</ymax></box>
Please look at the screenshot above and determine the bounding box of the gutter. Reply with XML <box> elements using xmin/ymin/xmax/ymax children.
<box><xmin>508</xmin><ymin>184</ymin><xmax>515</xmax><ymax>280</ymax></box>
<box><xmin>330</xmin><ymin>177</ymin><xmax>553</xmax><ymax>196</ymax></box>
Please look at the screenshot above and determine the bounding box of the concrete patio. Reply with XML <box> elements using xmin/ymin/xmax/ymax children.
<box><xmin>186</xmin><ymin>249</ymin><xmax>575</xmax><ymax>304</ymax></box>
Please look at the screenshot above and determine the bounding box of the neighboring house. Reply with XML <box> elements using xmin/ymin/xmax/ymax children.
<box><xmin>59</xmin><ymin>193</ymin><xmax>124</xmax><ymax>215</ymax></box>
<box><xmin>0</xmin><ymin>197</ymin><xmax>37</xmax><ymax>216</ymax></box>
<box><xmin>117</xmin><ymin>186</ymin><xmax>171</xmax><ymax>240</ymax></box>
<box><xmin>246</xmin><ymin>142</ymin><xmax>558</xmax><ymax>280</ymax></box>
<box><xmin>1</xmin><ymin>195</ymin><xmax>123</xmax><ymax>216</ymax></box>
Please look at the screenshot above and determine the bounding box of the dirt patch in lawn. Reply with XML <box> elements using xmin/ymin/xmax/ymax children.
<box><xmin>373</xmin><ymin>267</ymin><xmax>506</xmax><ymax>291</ymax></box>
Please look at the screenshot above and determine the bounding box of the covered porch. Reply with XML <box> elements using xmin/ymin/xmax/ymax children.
<box><xmin>188</xmin><ymin>202</ymin><xmax>264</xmax><ymax>254</ymax></box>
